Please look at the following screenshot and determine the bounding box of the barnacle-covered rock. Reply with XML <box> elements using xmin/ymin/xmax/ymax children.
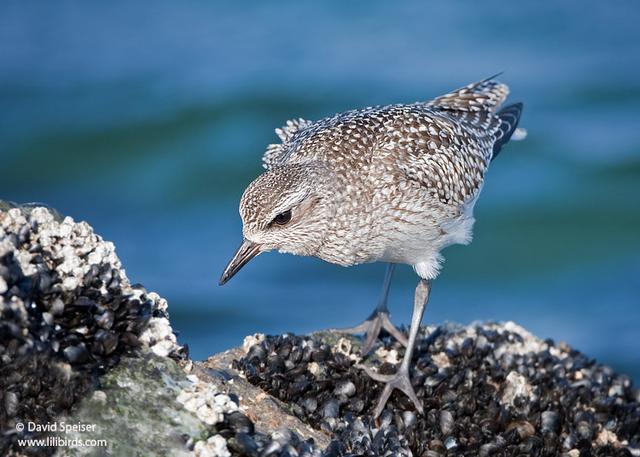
<box><xmin>0</xmin><ymin>203</ymin><xmax>185</xmax><ymax>455</ymax></box>
<box><xmin>0</xmin><ymin>203</ymin><xmax>323</xmax><ymax>457</ymax></box>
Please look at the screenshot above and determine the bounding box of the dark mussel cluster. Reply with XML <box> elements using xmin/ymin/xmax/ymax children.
<box><xmin>234</xmin><ymin>326</ymin><xmax>640</xmax><ymax>456</ymax></box>
<box><xmin>214</xmin><ymin>408</ymin><xmax>322</xmax><ymax>456</ymax></box>
<box><xmin>0</xmin><ymin>206</ymin><xmax>176</xmax><ymax>455</ymax></box>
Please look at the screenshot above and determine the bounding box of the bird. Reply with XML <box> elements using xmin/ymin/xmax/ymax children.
<box><xmin>219</xmin><ymin>76</ymin><xmax>525</xmax><ymax>419</ymax></box>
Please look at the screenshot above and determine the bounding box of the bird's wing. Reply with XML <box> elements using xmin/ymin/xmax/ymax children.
<box><xmin>389</xmin><ymin>106</ymin><xmax>498</xmax><ymax>208</ymax></box>
<box><xmin>395</xmin><ymin>75</ymin><xmax>524</xmax><ymax>207</ymax></box>
<box><xmin>427</xmin><ymin>77</ymin><xmax>525</xmax><ymax>159</ymax></box>
<box><xmin>262</xmin><ymin>118</ymin><xmax>313</xmax><ymax>169</ymax></box>
<box><xmin>426</xmin><ymin>76</ymin><xmax>510</xmax><ymax>134</ymax></box>
<box><xmin>427</xmin><ymin>76</ymin><xmax>509</xmax><ymax>113</ymax></box>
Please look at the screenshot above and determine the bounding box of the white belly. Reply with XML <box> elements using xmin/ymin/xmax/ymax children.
<box><xmin>379</xmin><ymin>204</ymin><xmax>477</xmax><ymax>280</ymax></box>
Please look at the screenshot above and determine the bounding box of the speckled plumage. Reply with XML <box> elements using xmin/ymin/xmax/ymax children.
<box><xmin>238</xmin><ymin>77</ymin><xmax>524</xmax><ymax>280</ymax></box>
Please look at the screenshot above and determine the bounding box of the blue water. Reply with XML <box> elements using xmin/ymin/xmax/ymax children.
<box><xmin>1</xmin><ymin>2</ymin><xmax>639</xmax><ymax>380</ymax></box>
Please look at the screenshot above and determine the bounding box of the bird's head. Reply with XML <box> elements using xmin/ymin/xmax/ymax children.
<box><xmin>219</xmin><ymin>162</ymin><xmax>337</xmax><ymax>285</ymax></box>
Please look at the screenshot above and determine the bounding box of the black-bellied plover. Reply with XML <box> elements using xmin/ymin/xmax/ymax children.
<box><xmin>220</xmin><ymin>76</ymin><xmax>525</xmax><ymax>418</ymax></box>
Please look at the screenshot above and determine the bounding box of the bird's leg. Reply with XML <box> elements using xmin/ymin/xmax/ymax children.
<box><xmin>364</xmin><ymin>279</ymin><xmax>430</xmax><ymax>419</ymax></box>
<box><xmin>330</xmin><ymin>263</ymin><xmax>408</xmax><ymax>354</ymax></box>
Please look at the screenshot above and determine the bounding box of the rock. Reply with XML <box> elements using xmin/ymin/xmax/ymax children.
<box><xmin>200</xmin><ymin>346</ymin><xmax>330</xmax><ymax>450</ymax></box>
<box><xmin>56</xmin><ymin>353</ymin><xmax>209</xmax><ymax>457</ymax></box>
<box><xmin>2</xmin><ymin>202</ymin><xmax>640</xmax><ymax>457</ymax></box>
<box><xmin>231</xmin><ymin>324</ymin><xmax>640</xmax><ymax>456</ymax></box>
<box><xmin>0</xmin><ymin>202</ymin><xmax>325</xmax><ymax>457</ymax></box>
<box><xmin>0</xmin><ymin>203</ymin><xmax>185</xmax><ymax>456</ymax></box>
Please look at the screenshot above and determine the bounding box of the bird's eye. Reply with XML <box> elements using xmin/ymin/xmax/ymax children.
<box><xmin>272</xmin><ymin>210</ymin><xmax>292</xmax><ymax>226</ymax></box>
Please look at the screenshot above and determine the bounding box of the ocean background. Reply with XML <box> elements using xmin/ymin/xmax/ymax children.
<box><xmin>1</xmin><ymin>2</ymin><xmax>639</xmax><ymax>380</ymax></box>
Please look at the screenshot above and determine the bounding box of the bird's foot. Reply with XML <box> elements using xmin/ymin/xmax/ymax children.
<box><xmin>363</xmin><ymin>364</ymin><xmax>423</xmax><ymax>419</ymax></box>
<box><xmin>330</xmin><ymin>309</ymin><xmax>408</xmax><ymax>355</ymax></box>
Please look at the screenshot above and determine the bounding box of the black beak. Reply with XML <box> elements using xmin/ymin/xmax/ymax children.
<box><xmin>219</xmin><ymin>239</ymin><xmax>262</xmax><ymax>285</ymax></box>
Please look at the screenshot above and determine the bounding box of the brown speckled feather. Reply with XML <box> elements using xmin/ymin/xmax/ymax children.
<box><xmin>263</xmin><ymin>78</ymin><xmax>516</xmax><ymax>207</ymax></box>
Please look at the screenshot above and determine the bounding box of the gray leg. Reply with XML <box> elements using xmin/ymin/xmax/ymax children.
<box><xmin>331</xmin><ymin>263</ymin><xmax>408</xmax><ymax>354</ymax></box>
<box><xmin>364</xmin><ymin>279</ymin><xmax>430</xmax><ymax>418</ymax></box>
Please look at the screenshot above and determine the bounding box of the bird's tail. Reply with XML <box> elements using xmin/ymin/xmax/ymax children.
<box><xmin>492</xmin><ymin>102</ymin><xmax>526</xmax><ymax>160</ymax></box>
